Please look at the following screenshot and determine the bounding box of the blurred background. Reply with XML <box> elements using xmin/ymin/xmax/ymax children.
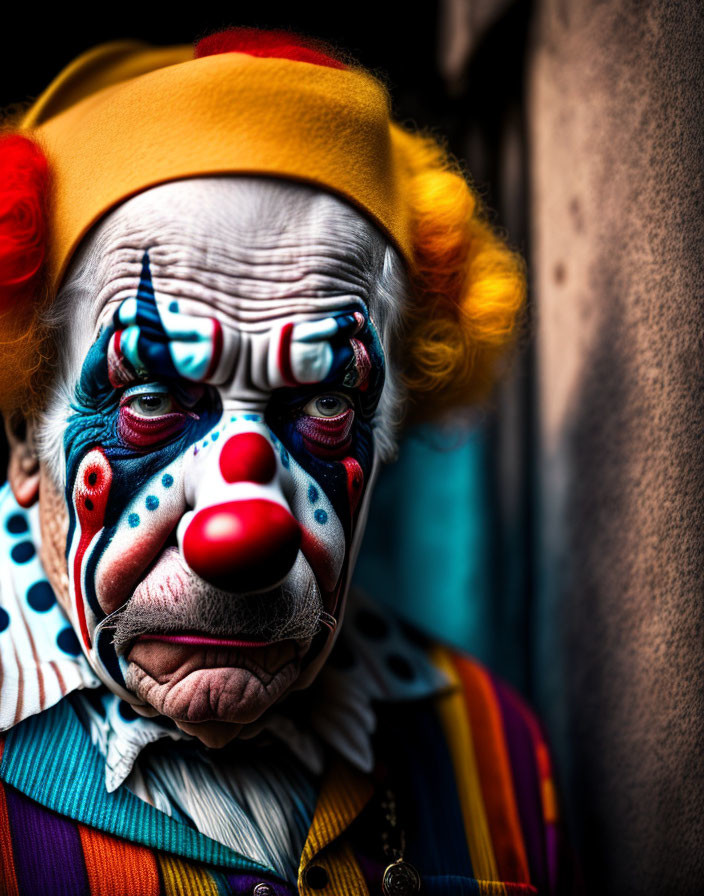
<box><xmin>2</xmin><ymin>2</ymin><xmax>703</xmax><ymax>892</ymax></box>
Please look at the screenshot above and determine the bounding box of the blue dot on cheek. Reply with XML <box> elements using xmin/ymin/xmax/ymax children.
<box><xmin>27</xmin><ymin>582</ymin><xmax>56</xmax><ymax>613</ymax></box>
<box><xmin>128</xmin><ymin>513</ymin><xmax>140</xmax><ymax>528</ymax></box>
<box><xmin>169</xmin><ymin>300</ymin><xmax>179</xmax><ymax>313</ymax></box>
<box><xmin>6</xmin><ymin>514</ymin><xmax>28</xmax><ymax>535</ymax></box>
<box><xmin>308</xmin><ymin>485</ymin><xmax>319</xmax><ymax>504</ymax></box>
<box><xmin>57</xmin><ymin>627</ymin><xmax>81</xmax><ymax>656</ymax></box>
<box><xmin>11</xmin><ymin>542</ymin><xmax>35</xmax><ymax>564</ymax></box>
<box><xmin>0</xmin><ymin>608</ymin><xmax>10</xmax><ymax>633</ymax></box>
<box><xmin>145</xmin><ymin>495</ymin><xmax>159</xmax><ymax>511</ymax></box>
<box><xmin>314</xmin><ymin>509</ymin><xmax>328</xmax><ymax>525</ymax></box>
<box><xmin>161</xmin><ymin>474</ymin><xmax>174</xmax><ymax>489</ymax></box>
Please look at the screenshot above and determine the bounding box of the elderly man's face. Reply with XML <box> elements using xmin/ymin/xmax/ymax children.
<box><xmin>29</xmin><ymin>178</ymin><xmax>397</xmax><ymax>744</ymax></box>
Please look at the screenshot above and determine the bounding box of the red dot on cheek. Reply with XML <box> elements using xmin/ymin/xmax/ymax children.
<box><xmin>72</xmin><ymin>448</ymin><xmax>113</xmax><ymax>650</ymax></box>
<box><xmin>78</xmin><ymin>456</ymin><xmax>112</xmax><ymax>522</ymax></box>
<box><xmin>219</xmin><ymin>433</ymin><xmax>277</xmax><ymax>484</ymax></box>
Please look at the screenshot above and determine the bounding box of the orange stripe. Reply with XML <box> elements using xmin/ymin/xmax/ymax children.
<box><xmin>454</xmin><ymin>656</ymin><xmax>531</xmax><ymax>883</ymax></box>
<box><xmin>78</xmin><ymin>824</ymin><xmax>160</xmax><ymax>896</ymax></box>
<box><xmin>299</xmin><ymin>757</ymin><xmax>373</xmax><ymax>872</ymax></box>
<box><xmin>0</xmin><ymin>742</ymin><xmax>20</xmax><ymax>896</ymax></box>
<box><xmin>299</xmin><ymin>841</ymin><xmax>369</xmax><ymax>896</ymax></box>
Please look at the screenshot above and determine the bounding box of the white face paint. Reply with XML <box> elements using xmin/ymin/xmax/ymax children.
<box><xmin>39</xmin><ymin>178</ymin><xmax>408</xmax><ymax>739</ymax></box>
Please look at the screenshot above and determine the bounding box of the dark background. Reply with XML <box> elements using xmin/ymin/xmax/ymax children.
<box><xmin>2</xmin><ymin>4</ymin><xmax>452</xmax><ymax>133</ymax></box>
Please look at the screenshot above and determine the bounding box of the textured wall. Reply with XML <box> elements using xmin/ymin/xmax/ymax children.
<box><xmin>529</xmin><ymin>1</ymin><xmax>704</xmax><ymax>891</ymax></box>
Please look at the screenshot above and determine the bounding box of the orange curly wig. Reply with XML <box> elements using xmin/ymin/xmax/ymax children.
<box><xmin>395</xmin><ymin>128</ymin><xmax>525</xmax><ymax>418</ymax></box>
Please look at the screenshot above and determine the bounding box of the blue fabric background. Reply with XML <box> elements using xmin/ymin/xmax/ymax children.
<box><xmin>353</xmin><ymin>424</ymin><xmax>493</xmax><ymax>662</ymax></box>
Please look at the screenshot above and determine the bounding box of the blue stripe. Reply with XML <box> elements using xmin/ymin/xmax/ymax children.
<box><xmin>422</xmin><ymin>876</ymin><xmax>482</xmax><ymax>896</ymax></box>
<box><xmin>375</xmin><ymin>702</ymin><xmax>474</xmax><ymax>878</ymax></box>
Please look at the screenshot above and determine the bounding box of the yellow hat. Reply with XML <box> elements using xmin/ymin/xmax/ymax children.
<box><xmin>20</xmin><ymin>37</ymin><xmax>415</xmax><ymax>291</ymax></box>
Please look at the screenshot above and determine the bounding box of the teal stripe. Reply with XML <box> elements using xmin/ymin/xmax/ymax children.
<box><xmin>1</xmin><ymin>699</ymin><xmax>275</xmax><ymax>876</ymax></box>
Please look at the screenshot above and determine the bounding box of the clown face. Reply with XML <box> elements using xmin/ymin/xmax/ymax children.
<box><xmin>38</xmin><ymin>177</ymin><xmax>404</xmax><ymax>743</ymax></box>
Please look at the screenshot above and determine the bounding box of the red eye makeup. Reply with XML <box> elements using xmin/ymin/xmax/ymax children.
<box><xmin>118</xmin><ymin>386</ymin><xmax>194</xmax><ymax>449</ymax></box>
<box><xmin>296</xmin><ymin>407</ymin><xmax>355</xmax><ymax>459</ymax></box>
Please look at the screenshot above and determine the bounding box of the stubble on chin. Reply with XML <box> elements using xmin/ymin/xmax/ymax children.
<box><xmin>110</xmin><ymin>547</ymin><xmax>324</xmax><ymax>652</ymax></box>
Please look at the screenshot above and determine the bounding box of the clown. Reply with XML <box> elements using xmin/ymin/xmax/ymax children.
<box><xmin>0</xmin><ymin>29</ymin><xmax>564</xmax><ymax>896</ymax></box>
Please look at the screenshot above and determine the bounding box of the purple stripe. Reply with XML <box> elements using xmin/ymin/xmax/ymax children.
<box><xmin>546</xmin><ymin>824</ymin><xmax>558</xmax><ymax>893</ymax></box>
<box><xmin>224</xmin><ymin>872</ymin><xmax>292</xmax><ymax>895</ymax></box>
<box><xmin>354</xmin><ymin>851</ymin><xmax>386</xmax><ymax>892</ymax></box>
<box><xmin>5</xmin><ymin>785</ymin><xmax>89</xmax><ymax>896</ymax></box>
<box><xmin>491</xmin><ymin>677</ymin><xmax>547</xmax><ymax>893</ymax></box>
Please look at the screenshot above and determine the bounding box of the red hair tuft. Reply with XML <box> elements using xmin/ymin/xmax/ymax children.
<box><xmin>0</xmin><ymin>135</ymin><xmax>50</xmax><ymax>313</ymax></box>
<box><xmin>194</xmin><ymin>28</ymin><xmax>347</xmax><ymax>70</ymax></box>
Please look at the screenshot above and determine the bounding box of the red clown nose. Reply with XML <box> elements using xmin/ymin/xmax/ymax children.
<box><xmin>182</xmin><ymin>499</ymin><xmax>301</xmax><ymax>593</ymax></box>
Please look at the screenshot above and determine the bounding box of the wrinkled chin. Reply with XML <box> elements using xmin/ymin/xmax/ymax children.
<box><xmin>104</xmin><ymin>546</ymin><xmax>324</xmax><ymax>734</ymax></box>
<box><xmin>125</xmin><ymin>639</ymin><xmax>306</xmax><ymax>730</ymax></box>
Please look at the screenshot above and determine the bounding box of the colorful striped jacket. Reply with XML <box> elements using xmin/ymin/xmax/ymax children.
<box><xmin>0</xmin><ymin>646</ymin><xmax>561</xmax><ymax>896</ymax></box>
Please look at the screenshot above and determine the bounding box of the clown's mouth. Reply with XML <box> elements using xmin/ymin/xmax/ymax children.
<box><xmin>135</xmin><ymin>633</ymin><xmax>276</xmax><ymax>648</ymax></box>
<box><xmin>109</xmin><ymin>546</ymin><xmax>325</xmax><ymax>725</ymax></box>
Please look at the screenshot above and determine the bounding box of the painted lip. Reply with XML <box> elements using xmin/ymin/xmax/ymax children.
<box><xmin>136</xmin><ymin>634</ymin><xmax>274</xmax><ymax>648</ymax></box>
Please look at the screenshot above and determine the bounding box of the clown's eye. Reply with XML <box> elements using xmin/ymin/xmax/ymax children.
<box><xmin>127</xmin><ymin>393</ymin><xmax>174</xmax><ymax>417</ymax></box>
<box><xmin>303</xmin><ymin>394</ymin><xmax>352</xmax><ymax>418</ymax></box>
<box><xmin>118</xmin><ymin>386</ymin><xmax>193</xmax><ymax>450</ymax></box>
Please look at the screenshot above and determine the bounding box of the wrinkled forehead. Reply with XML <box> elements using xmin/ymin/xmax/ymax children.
<box><xmin>72</xmin><ymin>177</ymin><xmax>389</xmax><ymax>335</ymax></box>
<box><xmin>42</xmin><ymin>176</ymin><xmax>405</xmax><ymax>486</ymax></box>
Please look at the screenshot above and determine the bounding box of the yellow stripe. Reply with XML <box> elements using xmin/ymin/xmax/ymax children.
<box><xmin>299</xmin><ymin>757</ymin><xmax>373</xmax><ymax>869</ymax></box>
<box><xmin>430</xmin><ymin>646</ymin><xmax>501</xmax><ymax>883</ymax></box>
<box><xmin>157</xmin><ymin>855</ymin><xmax>219</xmax><ymax>896</ymax></box>
<box><xmin>299</xmin><ymin>841</ymin><xmax>369</xmax><ymax>896</ymax></box>
<box><xmin>298</xmin><ymin>756</ymin><xmax>373</xmax><ymax>894</ymax></box>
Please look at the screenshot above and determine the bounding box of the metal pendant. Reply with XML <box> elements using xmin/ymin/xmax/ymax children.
<box><xmin>382</xmin><ymin>859</ymin><xmax>421</xmax><ymax>896</ymax></box>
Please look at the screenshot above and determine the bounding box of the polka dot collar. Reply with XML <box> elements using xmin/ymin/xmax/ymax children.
<box><xmin>0</xmin><ymin>485</ymin><xmax>101</xmax><ymax>732</ymax></box>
